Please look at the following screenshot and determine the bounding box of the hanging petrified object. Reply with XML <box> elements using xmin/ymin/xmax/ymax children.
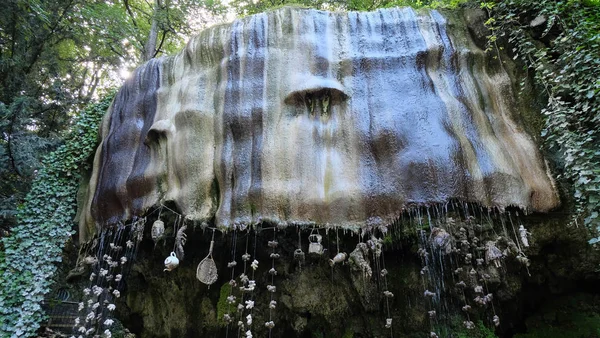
<box><xmin>223</xmin><ymin>314</ymin><xmax>232</xmax><ymax>323</ymax></box>
<box><xmin>329</xmin><ymin>252</ymin><xmax>347</xmax><ymax>267</ymax></box>
<box><xmin>474</xmin><ymin>293</ymin><xmax>493</xmax><ymax>306</ymax></box>
<box><xmin>294</xmin><ymin>248</ymin><xmax>305</xmax><ymax>263</ymax></box>
<box><xmin>197</xmin><ymin>231</ymin><xmax>218</xmax><ymax>285</ymax></box>
<box><xmin>349</xmin><ymin>242</ymin><xmax>372</xmax><ymax>278</ymax></box>
<box><xmin>83</xmin><ymin>256</ymin><xmax>98</xmax><ymax>265</ymax></box>
<box><xmin>367</xmin><ymin>236</ymin><xmax>383</xmax><ymax>258</ymax></box>
<box><xmin>133</xmin><ymin>218</ymin><xmax>145</xmax><ymax>243</ymax></box>
<box><xmin>430</xmin><ymin>227</ymin><xmax>452</xmax><ymax>254</ymax></box>
<box><xmin>109</xmin><ymin>243</ymin><xmax>122</xmax><ymax>252</ymax></box>
<box><xmin>294</xmin><ymin>230</ymin><xmax>305</xmax><ymax>264</ymax></box>
<box><xmin>485</xmin><ymin>241</ymin><xmax>503</xmax><ymax>268</ymax></box>
<box><xmin>493</xmin><ymin>315</ymin><xmax>500</xmax><ymax>326</ymax></box>
<box><xmin>151</xmin><ymin>220</ymin><xmax>164</xmax><ymax>242</ymax></box>
<box><xmin>519</xmin><ymin>225</ymin><xmax>530</xmax><ymax>247</ymax></box>
<box><xmin>175</xmin><ymin>224</ymin><xmax>187</xmax><ymax>261</ymax></box>
<box><xmin>164</xmin><ymin>252</ymin><xmax>179</xmax><ymax>272</ymax></box>
<box><xmin>516</xmin><ymin>254</ymin><xmax>530</xmax><ymax>267</ymax></box>
<box><xmin>308</xmin><ymin>231</ymin><xmax>324</xmax><ymax>255</ymax></box>
<box><xmin>464</xmin><ymin>321</ymin><xmax>475</xmax><ymax>329</ymax></box>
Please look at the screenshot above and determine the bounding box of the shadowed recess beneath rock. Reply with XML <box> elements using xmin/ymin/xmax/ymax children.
<box><xmin>79</xmin><ymin>7</ymin><xmax>559</xmax><ymax>238</ymax></box>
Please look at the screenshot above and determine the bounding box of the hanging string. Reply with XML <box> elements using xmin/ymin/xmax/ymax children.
<box><xmin>336</xmin><ymin>227</ymin><xmax>340</xmax><ymax>253</ymax></box>
<box><xmin>267</xmin><ymin>228</ymin><xmax>277</xmax><ymax>336</ymax></box>
<box><xmin>244</xmin><ymin>227</ymin><xmax>259</xmax><ymax>338</ymax></box>
<box><xmin>507</xmin><ymin>212</ymin><xmax>523</xmax><ymax>253</ymax></box>
<box><xmin>481</xmin><ymin>275</ymin><xmax>498</xmax><ymax>324</ymax></box>
<box><xmin>331</xmin><ymin>227</ymin><xmax>340</xmax><ymax>282</ymax></box>
<box><xmin>74</xmin><ymin>219</ymin><xmax>143</xmax><ymax>336</ymax></box>
<box><xmin>237</xmin><ymin>229</ymin><xmax>251</xmax><ymax>338</ymax></box>
<box><xmin>294</xmin><ymin>227</ymin><xmax>305</xmax><ymax>271</ymax></box>
<box><xmin>507</xmin><ymin>212</ymin><xmax>531</xmax><ymax>276</ymax></box>
<box><xmin>459</xmin><ymin>279</ymin><xmax>473</xmax><ymax>329</ymax></box>
<box><xmin>381</xmin><ymin>245</ymin><xmax>393</xmax><ymax>337</ymax></box>
<box><xmin>172</xmin><ymin>215</ymin><xmax>181</xmax><ymax>253</ymax></box>
<box><xmin>225</xmin><ymin>229</ymin><xmax>238</xmax><ymax>338</ymax></box>
<box><xmin>413</xmin><ymin>208</ymin><xmax>438</xmax><ymax>336</ymax></box>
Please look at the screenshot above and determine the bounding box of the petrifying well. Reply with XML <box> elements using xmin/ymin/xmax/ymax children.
<box><xmin>79</xmin><ymin>7</ymin><xmax>559</xmax><ymax>240</ymax></box>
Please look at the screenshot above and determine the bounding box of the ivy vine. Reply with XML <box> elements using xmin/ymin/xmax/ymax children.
<box><xmin>0</xmin><ymin>93</ymin><xmax>114</xmax><ymax>337</ymax></box>
<box><xmin>484</xmin><ymin>0</ymin><xmax>600</xmax><ymax>242</ymax></box>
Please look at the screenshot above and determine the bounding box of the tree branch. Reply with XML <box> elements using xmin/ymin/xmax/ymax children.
<box><xmin>152</xmin><ymin>30</ymin><xmax>167</xmax><ymax>58</ymax></box>
<box><xmin>123</xmin><ymin>0</ymin><xmax>139</xmax><ymax>27</ymax></box>
<box><xmin>24</xmin><ymin>0</ymin><xmax>77</xmax><ymax>74</ymax></box>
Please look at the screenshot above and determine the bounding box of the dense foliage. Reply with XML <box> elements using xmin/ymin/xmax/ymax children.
<box><xmin>483</xmin><ymin>0</ymin><xmax>600</xmax><ymax>241</ymax></box>
<box><xmin>229</xmin><ymin>0</ymin><xmax>466</xmax><ymax>16</ymax></box>
<box><xmin>0</xmin><ymin>0</ymin><xmax>225</xmax><ymax>236</ymax></box>
<box><xmin>0</xmin><ymin>94</ymin><xmax>113</xmax><ymax>337</ymax></box>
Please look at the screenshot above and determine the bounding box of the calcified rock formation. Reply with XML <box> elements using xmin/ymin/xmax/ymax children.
<box><xmin>79</xmin><ymin>7</ymin><xmax>558</xmax><ymax>240</ymax></box>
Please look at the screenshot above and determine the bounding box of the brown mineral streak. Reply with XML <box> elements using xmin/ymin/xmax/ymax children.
<box><xmin>79</xmin><ymin>7</ymin><xmax>559</xmax><ymax>240</ymax></box>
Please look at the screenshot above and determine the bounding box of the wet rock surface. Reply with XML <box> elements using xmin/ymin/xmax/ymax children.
<box><xmin>79</xmin><ymin>7</ymin><xmax>558</xmax><ymax>239</ymax></box>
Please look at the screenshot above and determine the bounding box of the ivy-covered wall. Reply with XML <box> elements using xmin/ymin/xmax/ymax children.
<box><xmin>484</xmin><ymin>0</ymin><xmax>600</xmax><ymax>242</ymax></box>
<box><xmin>0</xmin><ymin>94</ymin><xmax>113</xmax><ymax>337</ymax></box>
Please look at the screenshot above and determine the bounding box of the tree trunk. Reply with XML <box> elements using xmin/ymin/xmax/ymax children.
<box><xmin>144</xmin><ymin>0</ymin><xmax>159</xmax><ymax>61</ymax></box>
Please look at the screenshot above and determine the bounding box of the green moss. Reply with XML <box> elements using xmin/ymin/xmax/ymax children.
<box><xmin>216</xmin><ymin>282</ymin><xmax>232</xmax><ymax>327</ymax></box>
<box><xmin>442</xmin><ymin>317</ymin><xmax>498</xmax><ymax>338</ymax></box>
<box><xmin>383</xmin><ymin>234</ymin><xmax>393</xmax><ymax>246</ymax></box>
<box><xmin>342</xmin><ymin>328</ymin><xmax>354</xmax><ymax>338</ymax></box>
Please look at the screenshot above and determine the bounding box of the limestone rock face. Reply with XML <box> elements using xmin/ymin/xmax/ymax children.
<box><xmin>80</xmin><ymin>7</ymin><xmax>558</xmax><ymax>237</ymax></box>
